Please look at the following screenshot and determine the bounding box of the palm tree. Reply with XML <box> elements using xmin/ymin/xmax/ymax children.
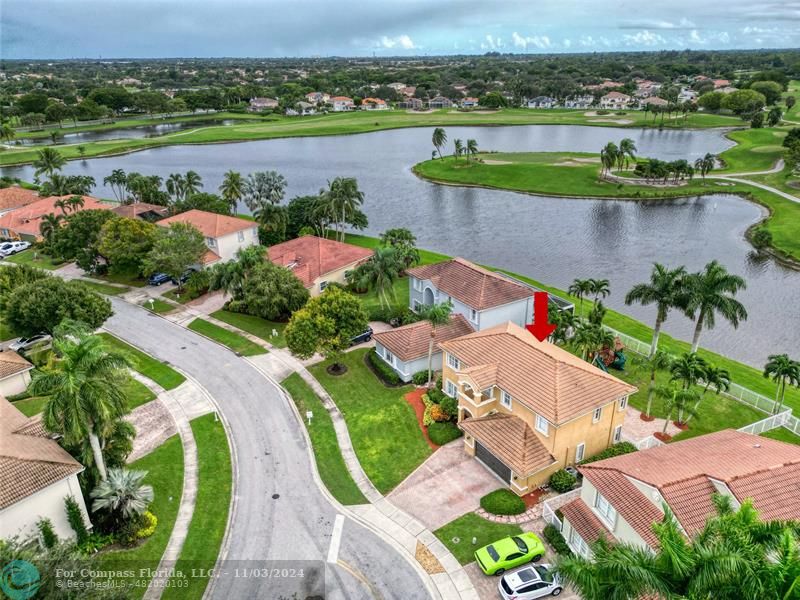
<box><xmin>453</xmin><ymin>138</ymin><xmax>463</xmax><ymax>160</ymax></box>
<box><xmin>1</xmin><ymin>123</ymin><xmax>15</xmax><ymax>143</ymax></box>
<box><xmin>354</xmin><ymin>246</ymin><xmax>403</xmax><ymax>310</ymax></box>
<box><xmin>657</xmin><ymin>383</ymin><xmax>699</xmax><ymax>429</ymax></box>
<box><xmin>33</xmin><ymin>147</ymin><xmax>66</xmax><ymax>180</ymax></box>
<box><xmin>466</xmin><ymin>138</ymin><xmax>478</xmax><ymax>161</ymax></box>
<box><xmin>53</xmin><ymin>198</ymin><xmax>69</xmax><ymax>215</ymax></box>
<box><xmin>39</xmin><ymin>212</ymin><xmax>63</xmax><ymax>244</ymax></box>
<box><xmin>643</xmin><ymin>350</ymin><xmax>671</xmax><ymax>419</ymax></box>
<box><xmin>572</xmin><ymin>323</ymin><xmax>613</xmax><ymax>363</ymax></box>
<box><xmin>254</xmin><ymin>203</ymin><xmax>288</xmax><ymax>241</ymax></box>
<box><xmin>417</xmin><ymin>301</ymin><xmax>454</xmax><ymax>386</ymax></box>
<box><xmin>588</xmin><ymin>278</ymin><xmax>610</xmax><ymax>304</ymax></box>
<box><xmin>694</xmin><ymin>152</ymin><xmax>717</xmax><ymax>180</ymax></box>
<box><xmin>568</xmin><ymin>278</ymin><xmax>593</xmax><ymax>317</ymax></box>
<box><xmin>66</xmin><ymin>195</ymin><xmax>85</xmax><ymax>213</ymax></box>
<box><xmin>103</xmin><ymin>169</ymin><xmax>128</xmax><ymax>203</ymax></box>
<box><xmin>683</xmin><ymin>260</ymin><xmax>748</xmax><ymax>353</ymax></box>
<box><xmin>219</xmin><ymin>170</ymin><xmax>244</xmax><ymax>213</ymax></box>
<box><xmin>432</xmin><ymin>127</ymin><xmax>447</xmax><ymax>159</ymax></box>
<box><xmin>242</xmin><ymin>170</ymin><xmax>288</xmax><ymax>212</ymax></box>
<box><xmin>91</xmin><ymin>468</ymin><xmax>153</xmax><ymax>524</ymax></box>
<box><xmin>599</xmin><ymin>142</ymin><xmax>619</xmax><ymax>176</ymax></box>
<box><xmin>619</xmin><ymin>138</ymin><xmax>637</xmax><ymax>170</ymax></box>
<box><xmin>29</xmin><ymin>333</ymin><xmax>132</xmax><ymax>481</ymax></box>
<box><xmin>687</xmin><ymin>363</ymin><xmax>731</xmax><ymax>421</ymax></box>
<box><xmin>325</xmin><ymin>176</ymin><xmax>364</xmax><ymax>242</ymax></box>
<box><xmin>763</xmin><ymin>354</ymin><xmax>800</xmax><ymax>414</ymax></box>
<box><xmin>183</xmin><ymin>170</ymin><xmax>203</xmax><ymax>196</ymax></box>
<box><xmin>670</xmin><ymin>352</ymin><xmax>707</xmax><ymax>423</ymax></box>
<box><xmin>165</xmin><ymin>173</ymin><xmax>186</xmax><ymax>203</ymax></box>
<box><xmin>624</xmin><ymin>263</ymin><xmax>688</xmax><ymax>357</ymax></box>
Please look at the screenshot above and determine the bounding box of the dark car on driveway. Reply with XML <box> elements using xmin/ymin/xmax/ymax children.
<box><xmin>148</xmin><ymin>272</ymin><xmax>172</xmax><ymax>286</ymax></box>
<box><xmin>349</xmin><ymin>326</ymin><xmax>373</xmax><ymax>346</ymax></box>
<box><xmin>170</xmin><ymin>269</ymin><xmax>197</xmax><ymax>285</ymax></box>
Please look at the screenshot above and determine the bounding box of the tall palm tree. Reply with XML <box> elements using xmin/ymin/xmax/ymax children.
<box><xmin>657</xmin><ymin>383</ymin><xmax>699</xmax><ymax>429</ymax></box>
<box><xmin>53</xmin><ymin>198</ymin><xmax>69</xmax><ymax>215</ymax></box>
<box><xmin>183</xmin><ymin>170</ymin><xmax>203</xmax><ymax>197</ymax></box>
<box><xmin>353</xmin><ymin>246</ymin><xmax>403</xmax><ymax>310</ymax></box>
<box><xmin>624</xmin><ymin>263</ymin><xmax>688</xmax><ymax>357</ymax></box>
<box><xmin>219</xmin><ymin>170</ymin><xmax>244</xmax><ymax>213</ymax></box>
<box><xmin>568</xmin><ymin>278</ymin><xmax>593</xmax><ymax>317</ymax></box>
<box><xmin>683</xmin><ymin>260</ymin><xmax>747</xmax><ymax>353</ymax></box>
<box><xmin>103</xmin><ymin>169</ymin><xmax>128</xmax><ymax>203</ymax></box>
<box><xmin>29</xmin><ymin>333</ymin><xmax>131</xmax><ymax>481</ymax></box>
<box><xmin>599</xmin><ymin>142</ymin><xmax>619</xmax><ymax>176</ymax></box>
<box><xmin>165</xmin><ymin>173</ymin><xmax>186</xmax><ymax>203</ymax></box>
<box><xmin>242</xmin><ymin>170</ymin><xmax>288</xmax><ymax>212</ymax></box>
<box><xmin>325</xmin><ymin>176</ymin><xmax>364</xmax><ymax>242</ymax></box>
<box><xmin>466</xmin><ymin>138</ymin><xmax>478</xmax><ymax>161</ymax></box>
<box><xmin>619</xmin><ymin>138</ymin><xmax>637</xmax><ymax>170</ymax></box>
<box><xmin>418</xmin><ymin>301</ymin><xmax>454</xmax><ymax>386</ymax></box>
<box><xmin>763</xmin><ymin>354</ymin><xmax>800</xmax><ymax>415</ymax></box>
<box><xmin>453</xmin><ymin>138</ymin><xmax>463</xmax><ymax>160</ymax></box>
<box><xmin>687</xmin><ymin>363</ymin><xmax>731</xmax><ymax>421</ymax></box>
<box><xmin>66</xmin><ymin>195</ymin><xmax>85</xmax><ymax>213</ymax></box>
<box><xmin>588</xmin><ymin>278</ymin><xmax>610</xmax><ymax>304</ymax></box>
<box><xmin>643</xmin><ymin>350</ymin><xmax>671</xmax><ymax>419</ymax></box>
<box><xmin>1</xmin><ymin>123</ymin><xmax>15</xmax><ymax>144</ymax></box>
<box><xmin>432</xmin><ymin>127</ymin><xmax>447</xmax><ymax>159</ymax></box>
<box><xmin>694</xmin><ymin>152</ymin><xmax>717</xmax><ymax>180</ymax></box>
<box><xmin>91</xmin><ymin>468</ymin><xmax>153</xmax><ymax>523</ymax></box>
<box><xmin>254</xmin><ymin>203</ymin><xmax>288</xmax><ymax>241</ymax></box>
<box><xmin>39</xmin><ymin>212</ymin><xmax>63</xmax><ymax>244</ymax></box>
<box><xmin>33</xmin><ymin>147</ymin><xmax>66</xmax><ymax>180</ymax></box>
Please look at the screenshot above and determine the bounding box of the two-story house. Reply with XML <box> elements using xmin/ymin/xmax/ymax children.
<box><xmin>156</xmin><ymin>209</ymin><xmax>259</xmax><ymax>266</ymax></box>
<box><xmin>599</xmin><ymin>91</ymin><xmax>632</xmax><ymax>110</ymax></box>
<box><xmin>331</xmin><ymin>96</ymin><xmax>355</xmax><ymax>111</ymax></box>
<box><xmin>439</xmin><ymin>322</ymin><xmax>637</xmax><ymax>496</ymax></box>
<box><xmin>560</xmin><ymin>430</ymin><xmax>800</xmax><ymax>557</ymax></box>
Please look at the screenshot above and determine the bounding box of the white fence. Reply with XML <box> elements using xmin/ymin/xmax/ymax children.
<box><xmin>542</xmin><ymin>488</ymin><xmax>582</xmax><ymax>531</ymax></box>
<box><xmin>738</xmin><ymin>409</ymin><xmax>792</xmax><ymax>435</ymax></box>
<box><xmin>621</xmin><ymin>432</ymin><xmax>664</xmax><ymax>450</ymax></box>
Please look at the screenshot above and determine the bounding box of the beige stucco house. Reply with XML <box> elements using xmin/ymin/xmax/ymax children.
<box><xmin>439</xmin><ymin>322</ymin><xmax>637</xmax><ymax>496</ymax></box>
<box><xmin>0</xmin><ymin>396</ymin><xmax>91</xmax><ymax>541</ymax></box>
<box><xmin>157</xmin><ymin>209</ymin><xmax>259</xmax><ymax>266</ymax></box>
<box><xmin>0</xmin><ymin>351</ymin><xmax>34</xmax><ymax>396</ymax></box>
<box><xmin>267</xmin><ymin>235</ymin><xmax>373</xmax><ymax>296</ymax></box>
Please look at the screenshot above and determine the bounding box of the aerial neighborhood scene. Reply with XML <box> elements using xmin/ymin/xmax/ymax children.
<box><xmin>2</xmin><ymin>1</ymin><xmax>800</xmax><ymax>599</ymax></box>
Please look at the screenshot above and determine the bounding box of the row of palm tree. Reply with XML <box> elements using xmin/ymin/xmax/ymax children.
<box><xmin>567</xmin><ymin>278</ymin><xmax>610</xmax><ymax>316</ymax></box>
<box><xmin>633</xmin><ymin>158</ymin><xmax>696</xmax><ymax>183</ymax></box>
<box><xmin>599</xmin><ymin>138</ymin><xmax>637</xmax><ymax>175</ymax></box>
<box><xmin>452</xmin><ymin>137</ymin><xmax>479</xmax><ymax>161</ymax></box>
<box><xmin>165</xmin><ymin>170</ymin><xmax>203</xmax><ymax>203</ymax></box>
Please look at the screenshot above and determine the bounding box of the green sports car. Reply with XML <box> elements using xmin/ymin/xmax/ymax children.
<box><xmin>474</xmin><ymin>532</ymin><xmax>546</xmax><ymax>576</ymax></box>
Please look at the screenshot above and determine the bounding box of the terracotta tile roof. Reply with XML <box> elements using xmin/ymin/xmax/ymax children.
<box><xmin>0</xmin><ymin>195</ymin><xmax>109</xmax><ymax>238</ymax></box>
<box><xmin>373</xmin><ymin>314</ymin><xmax>474</xmax><ymax>362</ymax></box>
<box><xmin>459</xmin><ymin>413</ymin><xmax>555</xmax><ymax>476</ymax></box>
<box><xmin>267</xmin><ymin>235</ymin><xmax>373</xmax><ymax>288</ymax></box>
<box><xmin>602</xmin><ymin>91</ymin><xmax>631</xmax><ymax>100</ymax></box>
<box><xmin>660</xmin><ymin>476</ymin><xmax>718</xmax><ymax>535</ymax></box>
<box><xmin>0</xmin><ymin>187</ymin><xmax>40</xmax><ymax>212</ymax></box>
<box><xmin>331</xmin><ymin>96</ymin><xmax>353</xmax><ymax>102</ymax></box>
<box><xmin>406</xmin><ymin>258</ymin><xmax>532</xmax><ymax>311</ymax></box>
<box><xmin>0</xmin><ymin>351</ymin><xmax>33</xmax><ymax>381</ymax></box>
<box><xmin>200</xmin><ymin>248</ymin><xmax>222</xmax><ymax>265</ymax></box>
<box><xmin>460</xmin><ymin>363</ymin><xmax>498</xmax><ymax>390</ymax></box>
<box><xmin>111</xmin><ymin>202</ymin><xmax>169</xmax><ymax>219</ymax></box>
<box><xmin>561</xmin><ymin>498</ymin><xmax>611</xmax><ymax>543</ymax></box>
<box><xmin>439</xmin><ymin>322</ymin><xmax>636</xmax><ymax>423</ymax></box>
<box><xmin>727</xmin><ymin>462</ymin><xmax>800</xmax><ymax>523</ymax></box>
<box><xmin>0</xmin><ymin>396</ymin><xmax>83</xmax><ymax>510</ymax></box>
<box><xmin>157</xmin><ymin>209</ymin><xmax>255</xmax><ymax>238</ymax></box>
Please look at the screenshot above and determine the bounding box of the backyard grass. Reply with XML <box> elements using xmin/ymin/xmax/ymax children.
<box><xmin>434</xmin><ymin>513</ymin><xmax>523</xmax><ymax>565</ymax></box>
<box><xmin>4</xmin><ymin>249</ymin><xmax>64</xmax><ymax>270</ymax></box>
<box><xmin>98</xmin><ymin>333</ymin><xmax>186</xmax><ymax>390</ymax></box>
<box><xmin>162</xmin><ymin>414</ymin><xmax>232</xmax><ymax>600</ymax></box>
<box><xmin>282</xmin><ymin>373</ymin><xmax>368</xmax><ymax>505</ymax></box>
<box><xmin>210</xmin><ymin>310</ymin><xmax>287</xmax><ymax>348</ymax></box>
<box><xmin>309</xmin><ymin>348</ymin><xmax>431</xmax><ymax>493</ymax></box>
<box><xmin>12</xmin><ymin>396</ymin><xmax>48</xmax><ymax>417</ymax></box>
<box><xmin>761</xmin><ymin>427</ymin><xmax>800</xmax><ymax>444</ymax></box>
<box><xmin>187</xmin><ymin>318</ymin><xmax>267</xmax><ymax>356</ymax></box>
<box><xmin>141</xmin><ymin>297</ymin><xmax>177</xmax><ymax>314</ymax></box>
<box><xmin>72</xmin><ymin>279</ymin><xmax>129</xmax><ymax>295</ymax></box>
<box><xmin>97</xmin><ymin>433</ymin><xmax>184</xmax><ymax>599</ymax></box>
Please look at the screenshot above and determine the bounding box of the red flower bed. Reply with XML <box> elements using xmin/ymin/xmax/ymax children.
<box><xmin>403</xmin><ymin>388</ymin><xmax>439</xmax><ymax>450</ymax></box>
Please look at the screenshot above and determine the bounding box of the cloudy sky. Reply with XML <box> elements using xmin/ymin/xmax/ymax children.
<box><xmin>3</xmin><ymin>0</ymin><xmax>799</xmax><ymax>59</ymax></box>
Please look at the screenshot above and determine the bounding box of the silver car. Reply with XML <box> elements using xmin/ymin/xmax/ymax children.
<box><xmin>0</xmin><ymin>241</ymin><xmax>31</xmax><ymax>256</ymax></box>
<box><xmin>9</xmin><ymin>333</ymin><xmax>52</xmax><ymax>352</ymax></box>
<box><xmin>498</xmin><ymin>564</ymin><xmax>563</xmax><ymax>599</ymax></box>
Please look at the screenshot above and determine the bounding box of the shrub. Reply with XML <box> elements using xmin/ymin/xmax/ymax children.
<box><xmin>37</xmin><ymin>518</ymin><xmax>58</xmax><ymax>549</ymax></box>
<box><xmin>549</xmin><ymin>469</ymin><xmax>577</xmax><ymax>493</ymax></box>
<box><xmin>480</xmin><ymin>489</ymin><xmax>527</xmax><ymax>516</ymax></box>
<box><xmin>427</xmin><ymin>386</ymin><xmax>447</xmax><ymax>404</ymax></box>
<box><xmin>440</xmin><ymin>395</ymin><xmax>458</xmax><ymax>419</ymax></box>
<box><xmin>751</xmin><ymin>228</ymin><xmax>773</xmax><ymax>249</ymax></box>
<box><xmin>136</xmin><ymin>511</ymin><xmax>158</xmax><ymax>539</ymax></box>
<box><xmin>427</xmin><ymin>421</ymin><xmax>463</xmax><ymax>445</ymax></box>
<box><xmin>579</xmin><ymin>441</ymin><xmax>637</xmax><ymax>465</ymax></box>
<box><xmin>77</xmin><ymin>532</ymin><xmax>115</xmax><ymax>554</ymax></box>
<box><xmin>422</xmin><ymin>393</ymin><xmax>435</xmax><ymax>425</ymax></box>
<box><xmin>64</xmin><ymin>496</ymin><xmax>88</xmax><ymax>544</ymax></box>
<box><xmin>412</xmin><ymin>370</ymin><xmax>430</xmax><ymax>385</ymax></box>
<box><xmin>430</xmin><ymin>404</ymin><xmax>449</xmax><ymax>422</ymax></box>
<box><xmin>543</xmin><ymin>524</ymin><xmax>573</xmax><ymax>556</ymax></box>
<box><xmin>367</xmin><ymin>349</ymin><xmax>402</xmax><ymax>385</ymax></box>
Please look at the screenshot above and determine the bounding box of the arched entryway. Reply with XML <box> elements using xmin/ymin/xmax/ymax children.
<box><xmin>423</xmin><ymin>286</ymin><xmax>435</xmax><ymax>306</ymax></box>
<box><xmin>459</xmin><ymin>407</ymin><xmax>473</xmax><ymax>423</ymax></box>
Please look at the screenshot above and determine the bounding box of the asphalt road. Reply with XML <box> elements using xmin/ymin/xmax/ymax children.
<box><xmin>105</xmin><ymin>298</ymin><xmax>432</xmax><ymax>600</ymax></box>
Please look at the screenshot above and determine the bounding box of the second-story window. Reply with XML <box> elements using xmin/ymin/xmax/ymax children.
<box><xmin>594</xmin><ymin>491</ymin><xmax>617</xmax><ymax>526</ymax></box>
<box><xmin>445</xmin><ymin>379</ymin><xmax>457</xmax><ymax>398</ymax></box>
<box><xmin>501</xmin><ymin>391</ymin><xmax>512</xmax><ymax>409</ymax></box>
<box><xmin>413</xmin><ymin>278</ymin><xmax>423</xmax><ymax>291</ymax></box>
<box><xmin>237</xmin><ymin>230</ymin><xmax>245</xmax><ymax>242</ymax></box>
<box><xmin>592</xmin><ymin>407</ymin><xmax>602</xmax><ymax>423</ymax></box>
<box><xmin>618</xmin><ymin>396</ymin><xmax>628</xmax><ymax>411</ymax></box>
<box><xmin>535</xmin><ymin>414</ymin><xmax>549</xmax><ymax>435</ymax></box>
<box><xmin>447</xmin><ymin>353</ymin><xmax>460</xmax><ymax>370</ymax></box>
<box><xmin>470</xmin><ymin>308</ymin><xmax>478</xmax><ymax>323</ymax></box>
<box><xmin>206</xmin><ymin>237</ymin><xmax>216</xmax><ymax>247</ymax></box>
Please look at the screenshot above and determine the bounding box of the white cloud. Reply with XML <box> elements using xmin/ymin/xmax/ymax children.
<box><xmin>627</xmin><ymin>17</ymin><xmax>696</xmax><ymax>30</ymax></box>
<box><xmin>379</xmin><ymin>34</ymin><xmax>415</xmax><ymax>49</ymax></box>
<box><xmin>690</xmin><ymin>29</ymin><xmax>704</xmax><ymax>43</ymax></box>
<box><xmin>623</xmin><ymin>30</ymin><xmax>666</xmax><ymax>46</ymax></box>
<box><xmin>741</xmin><ymin>26</ymin><xmax>777</xmax><ymax>34</ymax></box>
<box><xmin>562</xmin><ymin>38</ymin><xmax>572</xmax><ymax>48</ymax></box>
<box><xmin>481</xmin><ymin>34</ymin><xmax>504</xmax><ymax>50</ymax></box>
<box><xmin>511</xmin><ymin>31</ymin><xmax>552</xmax><ymax>49</ymax></box>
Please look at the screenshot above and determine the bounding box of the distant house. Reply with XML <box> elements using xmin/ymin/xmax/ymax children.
<box><xmin>305</xmin><ymin>91</ymin><xmax>330</xmax><ymax>104</ymax></box>
<box><xmin>248</xmin><ymin>97</ymin><xmax>279</xmax><ymax>112</ymax></box>
<box><xmin>331</xmin><ymin>96</ymin><xmax>355</xmax><ymax>112</ymax></box>
<box><xmin>599</xmin><ymin>92</ymin><xmax>631</xmax><ymax>110</ymax></box>
<box><xmin>400</xmin><ymin>86</ymin><xmax>417</xmax><ymax>97</ymax></box>
<box><xmin>360</xmin><ymin>97</ymin><xmax>389</xmax><ymax>110</ymax></box>
<box><xmin>397</xmin><ymin>98</ymin><xmax>424</xmax><ymax>110</ymax></box>
<box><xmin>633</xmin><ymin>80</ymin><xmax>662</xmax><ymax>98</ymax></box>
<box><xmin>560</xmin><ymin>430</ymin><xmax>800</xmax><ymax>557</ymax></box>
<box><xmin>427</xmin><ymin>96</ymin><xmax>453</xmax><ymax>109</ymax></box>
<box><xmin>564</xmin><ymin>95</ymin><xmax>594</xmax><ymax>109</ymax></box>
<box><xmin>156</xmin><ymin>209</ymin><xmax>259</xmax><ymax>266</ymax></box>
<box><xmin>640</xmin><ymin>96</ymin><xmax>669</xmax><ymax>109</ymax></box>
<box><xmin>526</xmin><ymin>96</ymin><xmax>556</xmax><ymax>109</ymax></box>
<box><xmin>0</xmin><ymin>187</ymin><xmax>40</xmax><ymax>218</ymax></box>
<box><xmin>111</xmin><ymin>202</ymin><xmax>169</xmax><ymax>222</ymax></box>
<box><xmin>373</xmin><ymin>314</ymin><xmax>475</xmax><ymax>382</ymax></box>
<box><xmin>387</xmin><ymin>82</ymin><xmax>406</xmax><ymax>91</ymax></box>
<box><xmin>0</xmin><ymin>351</ymin><xmax>34</xmax><ymax>396</ymax></box>
<box><xmin>267</xmin><ymin>235</ymin><xmax>373</xmax><ymax>296</ymax></box>
<box><xmin>286</xmin><ymin>101</ymin><xmax>316</xmax><ymax>116</ymax></box>
<box><xmin>678</xmin><ymin>88</ymin><xmax>698</xmax><ymax>103</ymax></box>
<box><xmin>0</xmin><ymin>396</ymin><xmax>91</xmax><ymax>541</ymax></box>
<box><xmin>713</xmin><ymin>79</ymin><xmax>731</xmax><ymax>89</ymax></box>
<box><xmin>0</xmin><ymin>195</ymin><xmax>109</xmax><ymax>241</ymax></box>
<box><xmin>460</xmin><ymin>97</ymin><xmax>480</xmax><ymax>108</ymax></box>
<box><xmin>585</xmin><ymin>80</ymin><xmax>624</xmax><ymax>91</ymax></box>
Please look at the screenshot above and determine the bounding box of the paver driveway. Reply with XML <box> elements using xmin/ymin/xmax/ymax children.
<box><xmin>388</xmin><ymin>439</ymin><xmax>503</xmax><ymax>530</ymax></box>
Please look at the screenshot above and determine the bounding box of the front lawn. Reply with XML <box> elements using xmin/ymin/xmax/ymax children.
<box><xmin>5</xmin><ymin>249</ymin><xmax>64</xmax><ymax>270</ymax></box>
<box><xmin>282</xmin><ymin>373</ymin><xmax>367</xmax><ymax>505</ymax></box>
<box><xmin>11</xmin><ymin>375</ymin><xmax>154</xmax><ymax>416</ymax></box>
<box><xmin>434</xmin><ymin>513</ymin><xmax>523</xmax><ymax>565</ymax></box>
<box><xmin>97</xmin><ymin>433</ymin><xmax>184</xmax><ymax>598</ymax></box>
<box><xmin>163</xmin><ymin>288</ymin><xmax>202</xmax><ymax>304</ymax></box>
<box><xmin>162</xmin><ymin>414</ymin><xmax>232</xmax><ymax>600</ymax></box>
<box><xmin>141</xmin><ymin>298</ymin><xmax>177</xmax><ymax>314</ymax></box>
<box><xmin>210</xmin><ymin>310</ymin><xmax>287</xmax><ymax>348</ymax></box>
<box><xmin>73</xmin><ymin>279</ymin><xmax>129</xmax><ymax>296</ymax></box>
<box><xmin>309</xmin><ymin>349</ymin><xmax>431</xmax><ymax>493</ymax></box>
<box><xmin>187</xmin><ymin>318</ymin><xmax>267</xmax><ymax>356</ymax></box>
<box><xmin>98</xmin><ymin>333</ymin><xmax>186</xmax><ymax>390</ymax></box>
<box><xmin>96</xmin><ymin>268</ymin><xmax>147</xmax><ymax>287</ymax></box>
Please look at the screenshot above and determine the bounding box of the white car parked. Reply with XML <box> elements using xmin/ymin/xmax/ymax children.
<box><xmin>0</xmin><ymin>241</ymin><xmax>31</xmax><ymax>256</ymax></box>
<box><xmin>498</xmin><ymin>564</ymin><xmax>563</xmax><ymax>599</ymax></box>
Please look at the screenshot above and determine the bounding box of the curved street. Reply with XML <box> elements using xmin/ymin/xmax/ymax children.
<box><xmin>104</xmin><ymin>297</ymin><xmax>433</xmax><ymax>600</ymax></box>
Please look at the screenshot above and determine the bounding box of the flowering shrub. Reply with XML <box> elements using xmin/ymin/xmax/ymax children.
<box><xmin>136</xmin><ymin>511</ymin><xmax>158</xmax><ymax>539</ymax></box>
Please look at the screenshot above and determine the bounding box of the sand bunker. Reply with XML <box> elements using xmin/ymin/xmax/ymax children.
<box><xmin>589</xmin><ymin>118</ymin><xmax>634</xmax><ymax>125</ymax></box>
<box><xmin>482</xmin><ymin>159</ymin><xmax>512</xmax><ymax>165</ymax></box>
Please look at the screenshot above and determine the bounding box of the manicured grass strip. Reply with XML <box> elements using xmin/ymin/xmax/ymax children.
<box><xmin>210</xmin><ymin>310</ymin><xmax>287</xmax><ymax>348</ymax></box>
<box><xmin>73</xmin><ymin>279</ymin><xmax>129</xmax><ymax>296</ymax></box>
<box><xmin>162</xmin><ymin>414</ymin><xmax>232</xmax><ymax>600</ymax></box>
<box><xmin>12</xmin><ymin>396</ymin><xmax>48</xmax><ymax>417</ymax></box>
<box><xmin>434</xmin><ymin>513</ymin><xmax>523</xmax><ymax>566</ymax></box>
<box><xmin>309</xmin><ymin>349</ymin><xmax>431</xmax><ymax>493</ymax></box>
<box><xmin>142</xmin><ymin>298</ymin><xmax>177</xmax><ymax>314</ymax></box>
<box><xmin>99</xmin><ymin>333</ymin><xmax>186</xmax><ymax>390</ymax></box>
<box><xmin>125</xmin><ymin>376</ymin><xmax>157</xmax><ymax>410</ymax></box>
<box><xmin>163</xmin><ymin>288</ymin><xmax>200</xmax><ymax>304</ymax></box>
<box><xmin>95</xmin><ymin>268</ymin><xmax>147</xmax><ymax>287</ymax></box>
<box><xmin>282</xmin><ymin>373</ymin><xmax>367</xmax><ymax>505</ymax></box>
<box><xmin>187</xmin><ymin>318</ymin><xmax>267</xmax><ymax>356</ymax></box>
<box><xmin>4</xmin><ymin>250</ymin><xmax>64</xmax><ymax>270</ymax></box>
<box><xmin>97</xmin><ymin>434</ymin><xmax>184</xmax><ymax>599</ymax></box>
<box><xmin>761</xmin><ymin>427</ymin><xmax>800</xmax><ymax>445</ymax></box>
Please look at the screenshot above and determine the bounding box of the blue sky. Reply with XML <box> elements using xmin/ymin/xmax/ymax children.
<box><xmin>2</xmin><ymin>0</ymin><xmax>799</xmax><ymax>59</ymax></box>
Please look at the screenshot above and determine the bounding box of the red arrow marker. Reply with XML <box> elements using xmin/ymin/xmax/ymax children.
<box><xmin>526</xmin><ymin>292</ymin><xmax>557</xmax><ymax>342</ymax></box>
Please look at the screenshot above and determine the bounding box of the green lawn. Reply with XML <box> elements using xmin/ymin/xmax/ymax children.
<box><xmin>5</xmin><ymin>249</ymin><xmax>64</xmax><ymax>270</ymax></box>
<box><xmin>163</xmin><ymin>288</ymin><xmax>201</xmax><ymax>304</ymax></box>
<box><xmin>73</xmin><ymin>279</ymin><xmax>129</xmax><ymax>296</ymax></box>
<box><xmin>782</xmin><ymin>80</ymin><xmax>799</xmax><ymax>121</ymax></box>
<box><xmin>762</xmin><ymin>427</ymin><xmax>800</xmax><ymax>444</ymax></box>
<box><xmin>434</xmin><ymin>513</ymin><xmax>523</xmax><ymax>565</ymax></box>
<box><xmin>162</xmin><ymin>414</ymin><xmax>232</xmax><ymax>600</ymax></box>
<box><xmin>97</xmin><ymin>434</ymin><xmax>184</xmax><ymax>599</ymax></box>
<box><xmin>187</xmin><ymin>318</ymin><xmax>267</xmax><ymax>356</ymax></box>
<box><xmin>282</xmin><ymin>373</ymin><xmax>368</xmax><ymax>505</ymax></box>
<box><xmin>98</xmin><ymin>333</ymin><xmax>186</xmax><ymax>390</ymax></box>
<box><xmin>12</xmin><ymin>396</ymin><xmax>48</xmax><ymax>417</ymax></box>
<box><xmin>0</xmin><ymin>318</ymin><xmax>18</xmax><ymax>342</ymax></box>
<box><xmin>96</xmin><ymin>268</ymin><xmax>147</xmax><ymax>287</ymax></box>
<box><xmin>717</xmin><ymin>127</ymin><xmax>787</xmax><ymax>173</ymax></box>
<box><xmin>210</xmin><ymin>310</ymin><xmax>287</xmax><ymax>348</ymax></box>
<box><xmin>309</xmin><ymin>349</ymin><xmax>431</xmax><ymax>494</ymax></box>
<box><xmin>141</xmin><ymin>298</ymin><xmax>177</xmax><ymax>314</ymax></box>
